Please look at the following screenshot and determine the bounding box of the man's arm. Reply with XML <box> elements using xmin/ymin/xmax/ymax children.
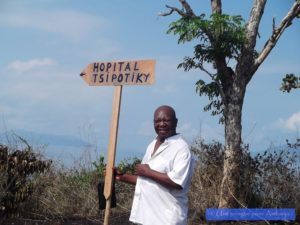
<box><xmin>115</xmin><ymin>172</ymin><xmax>137</xmax><ymax>185</ymax></box>
<box><xmin>135</xmin><ymin>164</ymin><xmax>182</xmax><ymax>190</ymax></box>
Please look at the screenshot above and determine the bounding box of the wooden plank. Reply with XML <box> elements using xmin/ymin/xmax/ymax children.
<box><xmin>80</xmin><ymin>59</ymin><xmax>155</xmax><ymax>86</ymax></box>
<box><xmin>103</xmin><ymin>85</ymin><xmax>122</xmax><ymax>225</ymax></box>
<box><xmin>104</xmin><ymin>85</ymin><xmax>122</xmax><ymax>199</ymax></box>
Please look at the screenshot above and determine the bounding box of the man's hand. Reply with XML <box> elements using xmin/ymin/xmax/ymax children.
<box><xmin>135</xmin><ymin>164</ymin><xmax>152</xmax><ymax>177</ymax></box>
<box><xmin>114</xmin><ymin>168</ymin><xmax>124</xmax><ymax>181</ymax></box>
<box><xmin>103</xmin><ymin>167</ymin><xmax>137</xmax><ymax>185</ymax></box>
<box><xmin>103</xmin><ymin>167</ymin><xmax>123</xmax><ymax>180</ymax></box>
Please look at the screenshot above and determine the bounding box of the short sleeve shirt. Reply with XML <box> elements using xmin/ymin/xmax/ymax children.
<box><xmin>129</xmin><ymin>134</ymin><xmax>195</xmax><ymax>225</ymax></box>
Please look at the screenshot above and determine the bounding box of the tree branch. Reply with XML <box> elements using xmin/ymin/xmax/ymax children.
<box><xmin>179</xmin><ymin>0</ymin><xmax>196</xmax><ymax>16</ymax></box>
<box><xmin>159</xmin><ymin>5</ymin><xmax>187</xmax><ymax>17</ymax></box>
<box><xmin>198</xmin><ymin>63</ymin><xmax>226</xmax><ymax>102</ymax></box>
<box><xmin>254</xmin><ymin>0</ymin><xmax>300</xmax><ymax>69</ymax></box>
<box><xmin>197</xmin><ymin>64</ymin><xmax>215</xmax><ymax>78</ymax></box>
<box><xmin>211</xmin><ymin>0</ymin><xmax>222</xmax><ymax>14</ymax></box>
<box><xmin>235</xmin><ymin>0</ymin><xmax>266</xmax><ymax>84</ymax></box>
<box><xmin>208</xmin><ymin>0</ymin><xmax>232</xmax><ymax>98</ymax></box>
<box><xmin>245</xmin><ymin>0</ymin><xmax>267</xmax><ymax>50</ymax></box>
<box><xmin>159</xmin><ymin>0</ymin><xmax>196</xmax><ymax>18</ymax></box>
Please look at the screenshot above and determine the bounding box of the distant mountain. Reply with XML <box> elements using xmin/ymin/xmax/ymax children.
<box><xmin>0</xmin><ymin>129</ymin><xmax>87</xmax><ymax>147</ymax></box>
<box><xmin>0</xmin><ymin>129</ymin><xmax>145</xmax><ymax>167</ymax></box>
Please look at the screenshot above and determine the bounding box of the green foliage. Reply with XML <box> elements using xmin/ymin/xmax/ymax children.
<box><xmin>65</xmin><ymin>170</ymin><xmax>94</xmax><ymax>188</ymax></box>
<box><xmin>168</xmin><ymin>15</ymin><xmax>207</xmax><ymax>44</ymax></box>
<box><xmin>167</xmin><ymin>13</ymin><xmax>246</xmax><ymax>122</ymax></box>
<box><xmin>168</xmin><ymin>13</ymin><xmax>245</xmax><ymax>64</ymax></box>
<box><xmin>117</xmin><ymin>157</ymin><xmax>141</xmax><ymax>174</ymax></box>
<box><xmin>195</xmin><ymin>80</ymin><xmax>224</xmax><ymax>123</ymax></box>
<box><xmin>92</xmin><ymin>155</ymin><xmax>106</xmax><ymax>179</ymax></box>
<box><xmin>280</xmin><ymin>73</ymin><xmax>300</xmax><ymax>92</ymax></box>
<box><xmin>64</xmin><ymin>155</ymin><xmax>106</xmax><ymax>188</ymax></box>
<box><xmin>0</xmin><ymin>143</ymin><xmax>51</xmax><ymax>217</ymax></box>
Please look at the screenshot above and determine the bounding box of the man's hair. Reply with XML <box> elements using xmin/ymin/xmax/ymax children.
<box><xmin>154</xmin><ymin>105</ymin><xmax>177</xmax><ymax>121</ymax></box>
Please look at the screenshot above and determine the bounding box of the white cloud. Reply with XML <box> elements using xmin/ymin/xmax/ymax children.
<box><xmin>240</xmin><ymin>112</ymin><xmax>300</xmax><ymax>151</ymax></box>
<box><xmin>278</xmin><ymin>111</ymin><xmax>300</xmax><ymax>131</ymax></box>
<box><xmin>8</xmin><ymin>58</ymin><xmax>56</xmax><ymax>73</ymax></box>
<box><xmin>0</xmin><ymin>9</ymin><xmax>108</xmax><ymax>41</ymax></box>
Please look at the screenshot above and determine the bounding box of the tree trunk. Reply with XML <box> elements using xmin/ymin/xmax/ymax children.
<box><xmin>218</xmin><ymin>82</ymin><xmax>245</xmax><ymax>208</ymax></box>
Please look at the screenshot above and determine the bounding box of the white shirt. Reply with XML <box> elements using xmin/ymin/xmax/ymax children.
<box><xmin>129</xmin><ymin>134</ymin><xmax>195</xmax><ymax>225</ymax></box>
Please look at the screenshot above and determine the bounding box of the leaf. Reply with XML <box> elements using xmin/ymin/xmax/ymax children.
<box><xmin>280</xmin><ymin>73</ymin><xmax>300</xmax><ymax>92</ymax></box>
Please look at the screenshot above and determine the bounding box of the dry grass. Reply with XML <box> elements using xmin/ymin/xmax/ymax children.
<box><xmin>1</xmin><ymin>138</ymin><xmax>299</xmax><ymax>224</ymax></box>
<box><xmin>187</xmin><ymin>139</ymin><xmax>300</xmax><ymax>224</ymax></box>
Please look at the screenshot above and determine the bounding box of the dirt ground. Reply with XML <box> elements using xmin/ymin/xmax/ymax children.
<box><xmin>0</xmin><ymin>213</ymin><xmax>134</xmax><ymax>225</ymax></box>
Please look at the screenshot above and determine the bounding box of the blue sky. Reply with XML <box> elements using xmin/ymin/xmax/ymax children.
<box><xmin>0</xmin><ymin>0</ymin><xmax>299</xmax><ymax>165</ymax></box>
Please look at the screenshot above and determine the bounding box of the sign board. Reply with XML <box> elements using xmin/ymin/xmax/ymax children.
<box><xmin>80</xmin><ymin>58</ymin><xmax>155</xmax><ymax>225</ymax></box>
<box><xmin>80</xmin><ymin>59</ymin><xmax>155</xmax><ymax>86</ymax></box>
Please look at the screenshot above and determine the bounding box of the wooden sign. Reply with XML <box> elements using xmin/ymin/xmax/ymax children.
<box><xmin>80</xmin><ymin>59</ymin><xmax>155</xmax><ymax>225</ymax></box>
<box><xmin>80</xmin><ymin>59</ymin><xmax>155</xmax><ymax>86</ymax></box>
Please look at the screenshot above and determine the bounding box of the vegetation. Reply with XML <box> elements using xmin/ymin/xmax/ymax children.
<box><xmin>0</xmin><ymin>142</ymin><xmax>51</xmax><ymax>218</ymax></box>
<box><xmin>0</xmin><ymin>138</ymin><xmax>299</xmax><ymax>224</ymax></box>
<box><xmin>189</xmin><ymin>139</ymin><xmax>300</xmax><ymax>224</ymax></box>
<box><xmin>281</xmin><ymin>74</ymin><xmax>300</xmax><ymax>93</ymax></box>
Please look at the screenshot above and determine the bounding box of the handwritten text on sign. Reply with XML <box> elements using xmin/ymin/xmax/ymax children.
<box><xmin>80</xmin><ymin>59</ymin><xmax>155</xmax><ymax>86</ymax></box>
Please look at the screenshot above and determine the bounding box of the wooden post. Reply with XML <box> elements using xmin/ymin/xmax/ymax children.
<box><xmin>103</xmin><ymin>85</ymin><xmax>122</xmax><ymax>225</ymax></box>
<box><xmin>80</xmin><ymin>59</ymin><xmax>155</xmax><ymax>224</ymax></box>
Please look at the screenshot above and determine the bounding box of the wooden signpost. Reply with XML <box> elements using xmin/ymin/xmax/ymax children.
<box><xmin>80</xmin><ymin>59</ymin><xmax>155</xmax><ymax>225</ymax></box>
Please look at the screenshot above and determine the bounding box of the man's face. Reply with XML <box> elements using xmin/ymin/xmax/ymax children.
<box><xmin>154</xmin><ymin>107</ymin><xmax>177</xmax><ymax>141</ymax></box>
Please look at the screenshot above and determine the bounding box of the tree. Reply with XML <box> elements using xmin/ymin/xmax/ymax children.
<box><xmin>161</xmin><ymin>0</ymin><xmax>300</xmax><ymax>207</ymax></box>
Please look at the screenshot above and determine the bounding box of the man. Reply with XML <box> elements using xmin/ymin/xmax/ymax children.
<box><xmin>115</xmin><ymin>105</ymin><xmax>195</xmax><ymax>225</ymax></box>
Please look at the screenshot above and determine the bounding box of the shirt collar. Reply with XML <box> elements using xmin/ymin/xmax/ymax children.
<box><xmin>156</xmin><ymin>133</ymin><xmax>180</xmax><ymax>145</ymax></box>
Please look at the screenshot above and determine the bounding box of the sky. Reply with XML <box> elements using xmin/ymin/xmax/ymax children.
<box><xmin>0</xmin><ymin>0</ymin><xmax>299</xmax><ymax>166</ymax></box>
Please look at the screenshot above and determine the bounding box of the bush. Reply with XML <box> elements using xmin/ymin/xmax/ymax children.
<box><xmin>0</xmin><ymin>143</ymin><xmax>51</xmax><ymax>218</ymax></box>
<box><xmin>254</xmin><ymin>148</ymin><xmax>300</xmax><ymax>208</ymax></box>
<box><xmin>114</xmin><ymin>157</ymin><xmax>140</xmax><ymax>209</ymax></box>
<box><xmin>188</xmin><ymin>138</ymin><xmax>300</xmax><ymax>224</ymax></box>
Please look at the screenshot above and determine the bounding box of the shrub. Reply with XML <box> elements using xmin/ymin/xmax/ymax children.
<box><xmin>92</xmin><ymin>155</ymin><xmax>106</xmax><ymax>179</ymax></box>
<box><xmin>254</xmin><ymin>148</ymin><xmax>300</xmax><ymax>208</ymax></box>
<box><xmin>114</xmin><ymin>157</ymin><xmax>141</xmax><ymax>208</ymax></box>
<box><xmin>0</xmin><ymin>143</ymin><xmax>51</xmax><ymax>218</ymax></box>
<box><xmin>188</xmin><ymin>138</ymin><xmax>300</xmax><ymax>223</ymax></box>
